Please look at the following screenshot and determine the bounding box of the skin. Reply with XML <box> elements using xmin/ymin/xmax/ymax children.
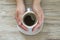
<box><xmin>16</xmin><ymin>0</ymin><xmax>28</xmax><ymax>31</ymax></box>
<box><xmin>16</xmin><ymin>0</ymin><xmax>44</xmax><ymax>31</ymax></box>
<box><xmin>32</xmin><ymin>0</ymin><xmax>44</xmax><ymax>31</ymax></box>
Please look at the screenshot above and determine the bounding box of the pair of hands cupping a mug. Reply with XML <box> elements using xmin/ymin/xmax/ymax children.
<box><xmin>16</xmin><ymin>0</ymin><xmax>44</xmax><ymax>35</ymax></box>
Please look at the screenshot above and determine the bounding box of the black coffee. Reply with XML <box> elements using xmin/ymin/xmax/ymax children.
<box><xmin>23</xmin><ymin>13</ymin><xmax>36</xmax><ymax>26</ymax></box>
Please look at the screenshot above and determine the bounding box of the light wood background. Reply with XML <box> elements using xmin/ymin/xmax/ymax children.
<box><xmin>0</xmin><ymin>0</ymin><xmax>60</xmax><ymax>40</ymax></box>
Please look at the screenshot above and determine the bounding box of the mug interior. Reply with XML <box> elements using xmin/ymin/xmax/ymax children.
<box><xmin>23</xmin><ymin>13</ymin><xmax>37</xmax><ymax>27</ymax></box>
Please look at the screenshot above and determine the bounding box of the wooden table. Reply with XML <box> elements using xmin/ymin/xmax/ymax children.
<box><xmin>0</xmin><ymin>0</ymin><xmax>60</xmax><ymax>40</ymax></box>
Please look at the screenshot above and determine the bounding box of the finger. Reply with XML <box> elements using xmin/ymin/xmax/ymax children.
<box><xmin>32</xmin><ymin>19</ymin><xmax>42</xmax><ymax>31</ymax></box>
<box><xmin>32</xmin><ymin>10</ymin><xmax>43</xmax><ymax>31</ymax></box>
<box><xmin>18</xmin><ymin>23</ymin><xmax>28</xmax><ymax>31</ymax></box>
<box><xmin>16</xmin><ymin>10</ymin><xmax>28</xmax><ymax>31</ymax></box>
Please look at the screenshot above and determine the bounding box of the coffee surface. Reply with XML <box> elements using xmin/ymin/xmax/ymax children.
<box><xmin>23</xmin><ymin>13</ymin><xmax>36</xmax><ymax>26</ymax></box>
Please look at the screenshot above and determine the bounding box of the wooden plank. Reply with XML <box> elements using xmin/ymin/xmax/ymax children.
<box><xmin>0</xmin><ymin>0</ymin><xmax>16</xmax><ymax>4</ymax></box>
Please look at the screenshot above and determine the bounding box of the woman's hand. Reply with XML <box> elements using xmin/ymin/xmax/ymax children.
<box><xmin>16</xmin><ymin>1</ymin><xmax>28</xmax><ymax>31</ymax></box>
<box><xmin>32</xmin><ymin>4</ymin><xmax>44</xmax><ymax>31</ymax></box>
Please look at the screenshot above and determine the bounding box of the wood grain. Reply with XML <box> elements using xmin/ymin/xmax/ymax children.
<box><xmin>0</xmin><ymin>0</ymin><xmax>60</xmax><ymax>40</ymax></box>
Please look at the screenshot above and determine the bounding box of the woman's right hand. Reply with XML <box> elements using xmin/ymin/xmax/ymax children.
<box><xmin>16</xmin><ymin>3</ymin><xmax>28</xmax><ymax>31</ymax></box>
